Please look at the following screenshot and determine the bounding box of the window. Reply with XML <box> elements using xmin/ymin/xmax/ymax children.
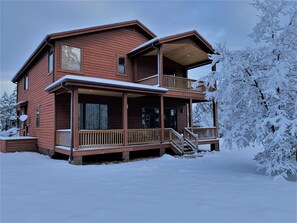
<box><xmin>118</xmin><ymin>57</ymin><xmax>126</xmax><ymax>74</ymax></box>
<box><xmin>36</xmin><ymin>105</ymin><xmax>40</xmax><ymax>128</ymax></box>
<box><xmin>142</xmin><ymin>107</ymin><xmax>160</xmax><ymax>128</ymax></box>
<box><xmin>48</xmin><ymin>48</ymin><xmax>54</xmax><ymax>73</ymax></box>
<box><xmin>78</xmin><ymin>103</ymin><xmax>108</xmax><ymax>130</ymax></box>
<box><xmin>61</xmin><ymin>45</ymin><xmax>81</xmax><ymax>71</ymax></box>
<box><xmin>24</xmin><ymin>74</ymin><xmax>28</xmax><ymax>90</ymax></box>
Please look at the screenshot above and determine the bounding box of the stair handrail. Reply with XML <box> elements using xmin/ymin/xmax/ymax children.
<box><xmin>170</xmin><ymin>129</ymin><xmax>184</xmax><ymax>153</ymax></box>
<box><xmin>184</xmin><ymin>127</ymin><xmax>199</xmax><ymax>150</ymax></box>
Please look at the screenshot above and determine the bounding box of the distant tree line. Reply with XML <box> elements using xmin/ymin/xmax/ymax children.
<box><xmin>0</xmin><ymin>89</ymin><xmax>17</xmax><ymax>131</ymax></box>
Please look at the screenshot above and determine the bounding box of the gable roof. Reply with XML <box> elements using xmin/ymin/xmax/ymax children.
<box><xmin>12</xmin><ymin>20</ymin><xmax>156</xmax><ymax>83</ymax></box>
<box><xmin>128</xmin><ymin>30</ymin><xmax>214</xmax><ymax>57</ymax></box>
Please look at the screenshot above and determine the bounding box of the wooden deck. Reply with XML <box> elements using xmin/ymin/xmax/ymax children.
<box><xmin>55</xmin><ymin>127</ymin><xmax>219</xmax><ymax>164</ymax></box>
<box><xmin>0</xmin><ymin>137</ymin><xmax>37</xmax><ymax>153</ymax></box>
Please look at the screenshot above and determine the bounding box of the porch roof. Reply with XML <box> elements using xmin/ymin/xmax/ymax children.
<box><xmin>128</xmin><ymin>30</ymin><xmax>215</xmax><ymax>68</ymax></box>
<box><xmin>45</xmin><ymin>75</ymin><xmax>168</xmax><ymax>94</ymax></box>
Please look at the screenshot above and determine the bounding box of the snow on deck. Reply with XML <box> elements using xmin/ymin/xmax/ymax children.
<box><xmin>45</xmin><ymin>75</ymin><xmax>168</xmax><ymax>93</ymax></box>
<box><xmin>1</xmin><ymin>147</ymin><xmax>296</xmax><ymax>222</ymax></box>
<box><xmin>0</xmin><ymin>136</ymin><xmax>37</xmax><ymax>140</ymax></box>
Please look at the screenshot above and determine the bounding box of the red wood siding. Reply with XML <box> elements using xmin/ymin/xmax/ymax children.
<box><xmin>17</xmin><ymin>50</ymin><xmax>55</xmax><ymax>150</ymax></box>
<box><xmin>54</xmin><ymin>28</ymin><xmax>150</xmax><ymax>82</ymax></box>
<box><xmin>56</xmin><ymin>94</ymin><xmax>71</xmax><ymax>129</ymax></box>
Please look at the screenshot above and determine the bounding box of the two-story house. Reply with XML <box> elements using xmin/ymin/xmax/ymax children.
<box><xmin>12</xmin><ymin>20</ymin><xmax>219</xmax><ymax>164</ymax></box>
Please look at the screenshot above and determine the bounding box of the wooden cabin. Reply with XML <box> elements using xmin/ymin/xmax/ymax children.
<box><xmin>11</xmin><ymin>20</ymin><xmax>219</xmax><ymax>164</ymax></box>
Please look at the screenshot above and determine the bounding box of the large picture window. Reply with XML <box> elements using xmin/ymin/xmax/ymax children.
<box><xmin>61</xmin><ymin>45</ymin><xmax>81</xmax><ymax>71</ymax></box>
<box><xmin>78</xmin><ymin>103</ymin><xmax>108</xmax><ymax>130</ymax></box>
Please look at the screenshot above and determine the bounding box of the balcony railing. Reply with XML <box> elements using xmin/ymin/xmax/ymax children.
<box><xmin>136</xmin><ymin>74</ymin><xmax>205</xmax><ymax>93</ymax></box>
<box><xmin>163</xmin><ymin>75</ymin><xmax>205</xmax><ymax>92</ymax></box>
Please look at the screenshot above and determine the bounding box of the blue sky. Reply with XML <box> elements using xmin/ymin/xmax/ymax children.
<box><xmin>0</xmin><ymin>0</ymin><xmax>258</xmax><ymax>95</ymax></box>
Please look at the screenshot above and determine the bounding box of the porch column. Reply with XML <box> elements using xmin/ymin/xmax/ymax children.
<box><xmin>72</xmin><ymin>88</ymin><xmax>79</xmax><ymax>150</ymax></box>
<box><xmin>159</xmin><ymin>45</ymin><xmax>164</xmax><ymax>87</ymax></box>
<box><xmin>189</xmin><ymin>98</ymin><xmax>193</xmax><ymax>129</ymax></box>
<box><xmin>212</xmin><ymin>64</ymin><xmax>219</xmax><ymax>138</ymax></box>
<box><xmin>160</xmin><ymin>95</ymin><xmax>164</xmax><ymax>143</ymax></box>
<box><xmin>123</xmin><ymin>93</ymin><xmax>128</xmax><ymax>146</ymax></box>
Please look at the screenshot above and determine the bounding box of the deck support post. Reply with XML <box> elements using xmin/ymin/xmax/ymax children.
<box><xmin>211</xmin><ymin>64</ymin><xmax>219</xmax><ymax>139</ymax></box>
<box><xmin>123</xmin><ymin>93</ymin><xmax>128</xmax><ymax>146</ymax></box>
<box><xmin>73</xmin><ymin>88</ymin><xmax>79</xmax><ymax>150</ymax></box>
<box><xmin>211</xmin><ymin>64</ymin><xmax>219</xmax><ymax>151</ymax></box>
<box><xmin>160</xmin><ymin>95</ymin><xmax>165</xmax><ymax>143</ymax></box>
<box><xmin>122</xmin><ymin>151</ymin><xmax>130</xmax><ymax>161</ymax></box>
<box><xmin>73</xmin><ymin>156</ymin><xmax>83</xmax><ymax>165</ymax></box>
<box><xmin>159</xmin><ymin>148</ymin><xmax>165</xmax><ymax>156</ymax></box>
<box><xmin>189</xmin><ymin>98</ymin><xmax>193</xmax><ymax>129</ymax></box>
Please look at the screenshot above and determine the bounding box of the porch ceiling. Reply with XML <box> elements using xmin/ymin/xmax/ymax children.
<box><xmin>144</xmin><ymin>43</ymin><xmax>209</xmax><ymax>67</ymax></box>
<box><xmin>78</xmin><ymin>88</ymin><xmax>145</xmax><ymax>98</ymax></box>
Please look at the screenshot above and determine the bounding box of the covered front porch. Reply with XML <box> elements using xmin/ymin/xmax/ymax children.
<box><xmin>46</xmin><ymin>75</ymin><xmax>218</xmax><ymax>164</ymax></box>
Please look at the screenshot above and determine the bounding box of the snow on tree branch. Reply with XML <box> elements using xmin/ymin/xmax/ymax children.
<box><xmin>198</xmin><ymin>0</ymin><xmax>297</xmax><ymax>177</ymax></box>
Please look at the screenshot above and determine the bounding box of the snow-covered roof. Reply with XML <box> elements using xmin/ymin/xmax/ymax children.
<box><xmin>130</xmin><ymin>38</ymin><xmax>158</xmax><ymax>53</ymax></box>
<box><xmin>45</xmin><ymin>75</ymin><xmax>168</xmax><ymax>93</ymax></box>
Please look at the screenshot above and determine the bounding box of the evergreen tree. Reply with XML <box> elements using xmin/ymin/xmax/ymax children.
<box><xmin>0</xmin><ymin>89</ymin><xmax>17</xmax><ymax>131</ymax></box>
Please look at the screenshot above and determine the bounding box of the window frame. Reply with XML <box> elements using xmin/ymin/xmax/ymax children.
<box><xmin>36</xmin><ymin>105</ymin><xmax>40</xmax><ymax>128</ymax></box>
<box><xmin>24</xmin><ymin>74</ymin><xmax>29</xmax><ymax>91</ymax></box>
<box><xmin>117</xmin><ymin>55</ymin><xmax>126</xmax><ymax>75</ymax></box>
<box><xmin>61</xmin><ymin>44</ymin><xmax>82</xmax><ymax>72</ymax></box>
<box><xmin>48</xmin><ymin>47</ymin><xmax>54</xmax><ymax>73</ymax></box>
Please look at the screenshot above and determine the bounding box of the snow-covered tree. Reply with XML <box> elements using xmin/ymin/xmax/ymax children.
<box><xmin>193</xmin><ymin>102</ymin><xmax>213</xmax><ymax>127</ymax></box>
<box><xmin>201</xmin><ymin>0</ymin><xmax>297</xmax><ymax>177</ymax></box>
<box><xmin>0</xmin><ymin>89</ymin><xmax>17</xmax><ymax>131</ymax></box>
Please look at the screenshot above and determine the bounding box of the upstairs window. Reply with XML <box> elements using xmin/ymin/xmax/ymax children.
<box><xmin>48</xmin><ymin>48</ymin><xmax>54</xmax><ymax>73</ymax></box>
<box><xmin>118</xmin><ymin>57</ymin><xmax>126</xmax><ymax>74</ymax></box>
<box><xmin>24</xmin><ymin>74</ymin><xmax>28</xmax><ymax>91</ymax></box>
<box><xmin>61</xmin><ymin>45</ymin><xmax>81</xmax><ymax>71</ymax></box>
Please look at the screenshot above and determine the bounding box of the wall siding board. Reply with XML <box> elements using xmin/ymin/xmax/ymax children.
<box><xmin>55</xmin><ymin>28</ymin><xmax>150</xmax><ymax>81</ymax></box>
<box><xmin>17</xmin><ymin>50</ymin><xmax>55</xmax><ymax>151</ymax></box>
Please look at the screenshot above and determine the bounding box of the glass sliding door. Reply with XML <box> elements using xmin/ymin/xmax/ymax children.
<box><xmin>78</xmin><ymin>103</ymin><xmax>108</xmax><ymax>130</ymax></box>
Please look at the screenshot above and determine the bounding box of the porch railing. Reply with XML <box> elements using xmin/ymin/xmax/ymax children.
<box><xmin>188</xmin><ymin>127</ymin><xmax>217</xmax><ymax>139</ymax></box>
<box><xmin>128</xmin><ymin>128</ymin><xmax>161</xmax><ymax>145</ymax></box>
<box><xmin>56</xmin><ymin>127</ymin><xmax>217</xmax><ymax>149</ymax></box>
<box><xmin>56</xmin><ymin>129</ymin><xmax>71</xmax><ymax>147</ymax></box>
<box><xmin>79</xmin><ymin>129</ymin><xmax>124</xmax><ymax>148</ymax></box>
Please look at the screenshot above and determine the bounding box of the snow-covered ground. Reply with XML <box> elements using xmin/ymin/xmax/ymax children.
<box><xmin>1</xmin><ymin>147</ymin><xmax>296</xmax><ymax>222</ymax></box>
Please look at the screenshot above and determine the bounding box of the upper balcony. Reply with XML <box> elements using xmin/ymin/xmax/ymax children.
<box><xmin>128</xmin><ymin>30</ymin><xmax>215</xmax><ymax>98</ymax></box>
<box><xmin>136</xmin><ymin>74</ymin><xmax>205</xmax><ymax>93</ymax></box>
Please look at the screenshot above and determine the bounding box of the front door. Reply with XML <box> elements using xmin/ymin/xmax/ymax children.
<box><xmin>164</xmin><ymin>108</ymin><xmax>177</xmax><ymax>130</ymax></box>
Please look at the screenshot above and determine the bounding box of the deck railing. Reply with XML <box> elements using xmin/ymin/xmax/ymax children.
<box><xmin>136</xmin><ymin>74</ymin><xmax>205</xmax><ymax>93</ymax></box>
<box><xmin>136</xmin><ymin>75</ymin><xmax>158</xmax><ymax>86</ymax></box>
<box><xmin>163</xmin><ymin>75</ymin><xmax>205</xmax><ymax>93</ymax></box>
<box><xmin>56</xmin><ymin>129</ymin><xmax>71</xmax><ymax>147</ymax></box>
<box><xmin>79</xmin><ymin>129</ymin><xmax>124</xmax><ymax>148</ymax></box>
<box><xmin>56</xmin><ymin>127</ymin><xmax>217</xmax><ymax>149</ymax></box>
<box><xmin>189</xmin><ymin>127</ymin><xmax>217</xmax><ymax>139</ymax></box>
<box><xmin>128</xmin><ymin>128</ymin><xmax>161</xmax><ymax>145</ymax></box>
